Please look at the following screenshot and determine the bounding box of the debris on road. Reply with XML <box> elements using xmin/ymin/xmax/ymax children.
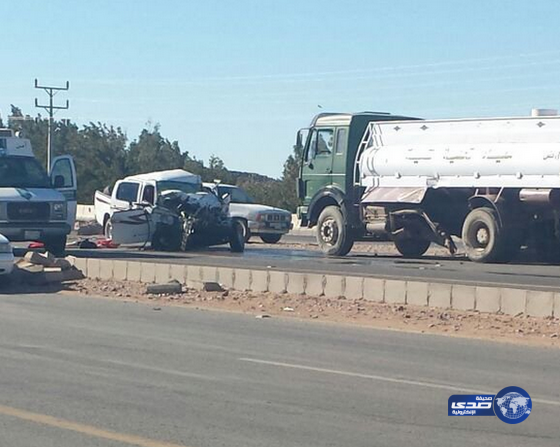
<box><xmin>202</xmin><ymin>282</ymin><xmax>225</xmax><ymax>292</ymax></box>
<box><xmin>146</xmin><ymin>280</ymin><xmax>183</xmax><ymax>295</ymax></box>
<box><xmin>12</xmin><ymin>252</ymin><xmax>84</xmax><ymax>286</ymax></box>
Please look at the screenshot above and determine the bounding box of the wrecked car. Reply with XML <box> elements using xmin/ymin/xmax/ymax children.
<box><xmin>104</xmin><ymin>170</ymin><xmax>245</xmax><ymax>253</ymax></box>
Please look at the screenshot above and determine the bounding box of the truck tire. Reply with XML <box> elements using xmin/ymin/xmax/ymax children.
<box><xmin>530</xmin><ymin>222</ymin><xmax>560</xmax><ymax>264</ymax></box>
<box><xmin>229</xmin><ymin>221</ymin><xmax>245</xmax><ymax>253</ymax></box>
<box><xmin>43</xmin><ymin>236</ymin><xmax>67</xmax><ymax>257</ymax></box>
<box><xmin>316</xmin><ymin>206</ymin><xmax>354</xmax><ymax>256</ymax></box>
<box><xmin>260</xmin><ymin>234</ymin><xmax>282</xmax><ymax>244</ymax></box>
<box><xmin>462</xmin><ymin>208</ymin><xmax>520</xmax><ymax>263</ymax></box>
<box><xmin>393</xmin><ymin>236</ymin><xmax>430</xmax><ymax>258</ymax></box>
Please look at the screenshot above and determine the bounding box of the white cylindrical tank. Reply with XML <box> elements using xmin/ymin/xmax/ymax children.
<box><xmin>532</xmin><ymin>108</ymin><xmax>558</xmax><ymax>117</ymax></box>
<box><xmin>359</xmin><ymin>115</ymin><xmax>560</xmax><ymax>189</ymax></box>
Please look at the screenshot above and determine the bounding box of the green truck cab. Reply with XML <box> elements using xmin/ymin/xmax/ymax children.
<box><xmin>296</xmin><ymin>112</ymin><xmax>418</xmax><ymax>256</ymax></box>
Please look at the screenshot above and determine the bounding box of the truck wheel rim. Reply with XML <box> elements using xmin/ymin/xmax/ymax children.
<box><xmin>320</xmin><ymin>219</ymin><xmax>338</xmax><ymax>245</ymax></box>
<box><xmin>475</xmin><ymin>226</ymin><xmax>489</xmax><ymax>247</ymax></box>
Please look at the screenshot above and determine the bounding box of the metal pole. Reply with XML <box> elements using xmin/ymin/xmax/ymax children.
<box><xmin>34</xmin><ymin>79</ymin><xmax>70</xmax><ymax>174</ymax></box>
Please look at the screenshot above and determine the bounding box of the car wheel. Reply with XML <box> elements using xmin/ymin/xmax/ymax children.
<box><xmin>260</xmin><ymin>234</ymin><xmax>282</xmax><ymax>244</ymax></box>
<box><xmin>229</xmin><ymin>220</ymin><xmax>245</xmax><ymax>253</ymax></box>
<box><xmin>235</xmin><ymin>219</ymin><xmax>251</xmax><ymax>243</ymax></box>
<box><xmin>104</xmin><ymin>216</ymin><xmax>113</xmax><ymax>240</ymax></box>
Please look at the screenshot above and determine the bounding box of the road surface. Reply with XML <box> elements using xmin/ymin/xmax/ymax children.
<box><xmin>0</xmin><ymin>292</ymin><xmax>558</xmax><ymax>446</ymax></box>
<box><xmin>68</xmin><ymin>239</ymin><xmax>560</xmax><ymax>291</ymax></box>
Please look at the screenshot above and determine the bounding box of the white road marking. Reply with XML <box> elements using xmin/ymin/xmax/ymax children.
<box><xmin>239</xmin><ymin>357</ymin><xmax>560</xmax><ymax>407</ymax></box>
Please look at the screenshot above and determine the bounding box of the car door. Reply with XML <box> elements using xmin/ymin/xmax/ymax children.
<box><xmin>51</xmin><ymin>155</ymin><xmax>77</xmax><ymax>227</ymax></box>
<box><xmin>110</xmin><ymin>208</ymin><xmax>152</xmax><ymax>245</ymax></box>
<box><xmin>301</xmin><ymin>127</ymin><xmax>334</xmax><ymax>203</ymax></box>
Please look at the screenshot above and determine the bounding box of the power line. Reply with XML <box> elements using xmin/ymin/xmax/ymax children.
<box><xmin>34</xmin><ymin>79</ymin><xmax>70</xmax><ymax>174</ymax></box>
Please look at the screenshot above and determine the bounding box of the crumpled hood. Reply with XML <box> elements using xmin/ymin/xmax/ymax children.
<box><xmin>0</xmin><ymin>187</ymin><xmax>65</xmax><ymax>202</ymax></box>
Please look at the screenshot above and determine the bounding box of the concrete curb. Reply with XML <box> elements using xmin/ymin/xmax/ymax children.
<box><xmin>70</xmin><ymin>257</ymin><xmax>560</xmax><ymax>318</ymax></box>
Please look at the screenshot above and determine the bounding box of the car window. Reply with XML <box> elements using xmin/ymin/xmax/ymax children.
<box><xmin>115</xmin><ymin>182</ymin><xmax>140</xmax><ymax>202</ymax></box>
<box><xmin>142</xmin><ymin>184</ymin><xmax>155</xmax><ymax>204</ymax></box>
<box><xmin>218</xmin><ymin>186</ymin><xmax>253</xmax><ymax>203</ymax></box>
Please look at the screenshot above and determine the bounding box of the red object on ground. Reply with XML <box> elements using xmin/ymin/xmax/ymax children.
<box><xmin>96</xmin><ymin>239</ymin><xmax>120</xmax><ymax>249</ymax></box>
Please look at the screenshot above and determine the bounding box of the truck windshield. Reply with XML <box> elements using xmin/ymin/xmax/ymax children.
<box><xmin>0</xmin><ymin>156</ymin><xmax>51</xmax><ymax>188</ymax></box>
<box><xmin>157</xmin><ymin>180</ymin><xmax>201</xmax><ymax>195</ymax></box>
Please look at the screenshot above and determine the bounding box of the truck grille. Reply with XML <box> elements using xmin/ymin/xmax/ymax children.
<box><xmin>7</xmin><ymin>202</ymin><xmax>50</xmax><ymax>221</ymax></box>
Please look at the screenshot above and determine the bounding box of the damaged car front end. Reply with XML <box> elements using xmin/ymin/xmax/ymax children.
<box><xmin>110</xmin><ymin>189</ymin><xmax>245</xmax><ymax>253</ymax></box>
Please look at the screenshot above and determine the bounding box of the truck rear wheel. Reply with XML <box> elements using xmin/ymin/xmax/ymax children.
<box><xmin>462</xmin><ymin>208</ymin><xmax>520</xmax><ymax>263</ymax></box>
<box><xmin>393</xmin><ymin>236</ymin><xmax>430</xmax><ymax>258</ymax></box>
<box><xmin>316</xmin><ymin>206</ymin><xmax>354</xmax><ymax>256</ymax></box>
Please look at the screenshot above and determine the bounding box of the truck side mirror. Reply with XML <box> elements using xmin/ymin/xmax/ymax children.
<box><xmin>296</xmin><ymin>128</ymin><xmax>309</xmax><ymax>150</ymax></box>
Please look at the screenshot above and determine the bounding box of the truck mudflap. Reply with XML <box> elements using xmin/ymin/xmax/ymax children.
<box><xmin>361</xmin><ymin>186</ymin><xmax>427</xmax><ymax>204</ymax></box>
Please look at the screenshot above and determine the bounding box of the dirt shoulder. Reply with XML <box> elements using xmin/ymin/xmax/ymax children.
<box><xmin>60</xmin><ymin>278</ymin><xmax>560</xmax><ymax>348</ymax></box>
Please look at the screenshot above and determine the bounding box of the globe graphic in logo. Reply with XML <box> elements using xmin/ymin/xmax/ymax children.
<box><xmin>494</xmin><ymin>387</ymin><xmax>532</xmax><ymax>424</ymax></box>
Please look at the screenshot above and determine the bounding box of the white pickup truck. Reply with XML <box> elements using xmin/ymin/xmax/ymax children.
<box><xmin>94</xmin><ymin>169</ymin><xmax>201</xmax><ymax>237</ymax></box>
<box><xmin>0</xmin><ymin>129</ymin><xmax>77</xmax><ymax>255</ymax></box>
<box><xmin>203</xmin><ymin>183</ymin><xmax>292</xmax><ymax>243</ymax></box>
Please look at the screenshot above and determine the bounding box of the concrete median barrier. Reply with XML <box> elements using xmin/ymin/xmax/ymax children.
<box><xmin>69</xmin><ymin>257</ymin><xmax>560</xmax><ymax>318</ymax></box>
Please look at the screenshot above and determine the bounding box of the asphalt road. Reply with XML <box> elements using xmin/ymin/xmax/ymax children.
<box><xmin>67</xmin><ymin>236</ymin><xmax>560</xmax><ymax>291</ymax></box>
<box><xmin>0</xmin><ymin>292</ymin><xmax>558</xmax><ymax>447</ymax></box>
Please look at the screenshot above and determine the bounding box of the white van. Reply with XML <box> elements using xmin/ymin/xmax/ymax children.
<box><xmin>0</xmin><ymin>129</ymin><xmax>77</xmax><ymax>255</ymax></box>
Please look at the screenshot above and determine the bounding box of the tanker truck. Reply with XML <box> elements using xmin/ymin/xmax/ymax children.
<box><xmin>296</xmin><ymin>110</ymin><xmax>560</xmax><ymax>263</ymax></box>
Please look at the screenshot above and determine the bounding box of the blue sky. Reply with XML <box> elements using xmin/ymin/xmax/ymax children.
<box><xmin>1</xmin><ymin>0</ymin><xmax>559</xmax><ymax>177</ymax></box>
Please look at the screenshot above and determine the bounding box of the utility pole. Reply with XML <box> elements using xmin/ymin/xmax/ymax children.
<box><xmin>34</xmin><ymin>79</ymin><xmax>69</xmax><ymax>174</ymax></box>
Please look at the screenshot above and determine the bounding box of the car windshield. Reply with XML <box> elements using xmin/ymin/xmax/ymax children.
<box><xmin>0</xmin><ymin>156</ymin><xmax>51</xmax><ymax>188</ymax></box>
<box><xmin>218</xmin><ymin>185</ymin><xmax>254</xmax><ymax>204</ymax></box>
<box><xmin>157</xmin><ymin>180</ymin><xmax>201</xmax><ymax>195</ymax></box>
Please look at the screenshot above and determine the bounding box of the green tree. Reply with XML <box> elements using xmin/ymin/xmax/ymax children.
<box><xmin>127</xmin><ymin>125</ymin><xmax>185</xmax><ymax>174</ymax></box>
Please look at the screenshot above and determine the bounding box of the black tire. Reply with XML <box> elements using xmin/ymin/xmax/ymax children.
<box><xmin>393</xmin><ymin>236</ymin><xmax>430</xmax><ymax>258</ymax></box>
<box><xmin>104</xmin><ymin>216</ymin><xmax>113</xmax><ymax>240</ymax></box>
<box><xmin>229</xmin><ymin>221</ymin><xmax>245</xmax><ymax>253</ymax></box>
<box><xmin>316</xmin><ymin>206</ymin><xmax>354</xmax><ymax>256</ymax></box>
<box><xmin>43</xmin><ymin>236</ymin><xmax>67</xmax><ymax>257</ymax></box>
<box><xmin>530</xmin><ymin>222</ymin><xmax>560</xmax><ymax>264</ymax></box>
<box><xmin>462</xmin><ymin>208</ymin><xmax>519</xmax><ymax>263</ymax></box>
<box><xmin>235</xmin><ymin>219</ymin><xmax>251</xmax><ymax>243</ymax></box>
<box><xmin>260</xmin><ymin>234</ymin><xmax>282</xmax><ymax>244</ymax></box>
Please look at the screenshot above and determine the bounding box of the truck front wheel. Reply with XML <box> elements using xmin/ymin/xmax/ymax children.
<box><xmin>393</xmin><ymin>235</ymin><xmax>430</xmax><ymax>258</ymax></box>
<box><xmin>316</xmin><ymin>206</ymin><xmax>354</xmax><ymax>256</ymax></box>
